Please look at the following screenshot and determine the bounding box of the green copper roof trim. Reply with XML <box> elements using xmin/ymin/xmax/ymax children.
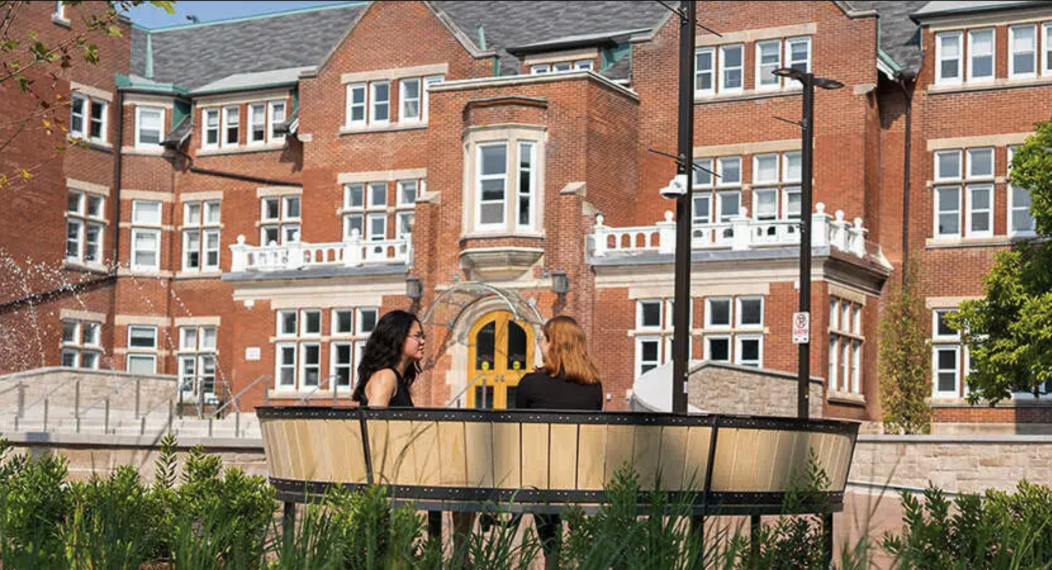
<box><xmin>191</xmin><ymin>79</ymin><xmax>300</xmax><ymax>96</ymax></box>
<box><xmin>130</xmin><ymin>1</ymin><xmax>366</xmax><ymax>32</ymax></box>
<box><xmin>477</xmin><ymin>24</ymin><xmax>487</xmax><ymax>51</ymax></box>
<box><xmin>144</xmin><ymin>31</ymin><xmax>153</xmax><ymax>79</ymax></box>
<box><xmin>172</xmin><ymin>99</ymin><xmax>191</xmax><ymax>129</ymax></box>
<box><xmin>115</xmin><ymin>73</ymin><xmax>190</xmax><ymax>95</ymax></box>
<box><xmin>877</xmin><ymin>48</ymin><xmax>903</xmax><ymax>73</ymax></box>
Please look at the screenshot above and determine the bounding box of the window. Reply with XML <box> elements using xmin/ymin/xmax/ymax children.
<box><xmin>936</xmin><ymin>32</ymin><xmax>962</xmax><ymax>84</ymax></box>
<box><xmin>705</xmin><ymin>335</ymin><xmax>731</xmax><ymax>362</ymax></box>
<box><xmin>756</xmin><ymin>40</ymin><xmax>781</xmax><ymax>90</ymax></box>
<box><xmin>717</xmin><ymin>191</ymin><xmax>740</xmax><ymax>223</ymax></box>
<box><xmin>935</xmin><ymin>150</ymin><xmax>961</xmax><ymax>181</ymax></box>
<box><xmin>530</xmin><ymin>64</ymin><xmax>550</xmax><ymax>74</ymax></box>
<box><xmin>695</xmin><ymin>47</ymin><xmax>715</xmax><ymax>95</ymax></box>
<box><xmin>967</xmin><ymin>29</ymin><xmax>995</xmax><ymax>82</ymax></box>
<box><xmin>422</xmin><ymin>75</ymin><xmax>443</xmax><ymax>122</ymax></box>
<box><xmin>331</xmin><ymin>342</ymin><xmax>354</xmax><ymax>390</ymax></box>
<box><xmin>967</xmin><ymin>185</ymin><xmax>993</xmax><ymax>237</ymax></box>
<box><xmin>719</xmin><ymin>44</ymin><xmax>744</xmax><ymax>92</ymax></box>
<box><xmin>54</xmin><ymin>0</ymin><xmax>65</xmax><ymax>19</ymax></box>
<box><xmin>135</xmin><ymin>106</ymin><xmax>164</xmax><ymax>147</ymax></box>
<box><xmin>300</xmin><ymin>344</ymin><xmax>321</xmax><ymax>387</ymax></box>
<box><xmin>278</xmin><ymin>310</ymin><xmax>297</xmax><ymax>337</ymax></box>
<box><xmin>371</xmin><ymin>81</ymin><xmax>390</xmax><ymax>124</ymax></box>
<box><xmin>178</xmin><ymin>325</ymin><xmax>217</xmax><ymax>399</ymax></box>
<box><xmin>70</xmin><ymin>94</ymin><xmax>107</xmax><ymax>143</ymax></box>
<box><xmin>369</xmin><ymin>182</ymin><xmax>387</xmax><ymax>208</ymax></box>
<box><xmin>934</xmin><ymin>346</ymin><xmax>960</xmax><ymax>397</ymax></box>
<box><xmin>736</xmin><ymin>297</ymin><xmax>763</xmax><ymax>327</ymax></box>
<box><xmin>735</xmin><ymin>335</ymin><xmax>762</xmax><ymax>367</ymax></box>
<box><xmin>705</xmin><ymin>297</ymin><xmax>731</xmax><ymax>328</ymax></box>
<box><xmin>397</xmin><ymin>180</ymin><xmax>418</xmax><ymax>206</ymax></box>
<box><xmin>693</xmin><ymin>194</ymin><xmax>712</xmax><ymax>225</ymax></box>
<box><xmin>126</xmin><ymin>325</ymin><xmax>158</xmax><ymax>375</ymax></box>
<box><xmin>574</xmin><ymin>60</ymin><xmax>593</xmax><ymax>71</ymax></box>
<box><xmin>274</xmin><ymin>306</ymin><xmax>375</xmax><ymax>392</ymax></box>
<box><xmin>517</xmin><ymin>141</ymin><xmax>536</xmax><ymax>229</ymax></box>
<box><xmin>934</xmin><ymin>186</ymin><xmax>961</xmax><ymax>238</ymax></box>
<box><xmin>784</xmin><ymin>152</ymin><xmax>802</xmax><ymax>182</ymax></box>
<box><xmin>1010</xmin><ymin>25</ymin><xmax>1037</xmax><ymax>78</ymax></box>
<box><xmin>182</xmin><ymin>201</ymin><xmax>221</xmax><ymax>272</ymax></box>
<box><xmin>347</xmin><ymin>83</ymin><xmax>367</xmax><ymax>126</ymax></box>
<box><xmin>1045</xmin><ymin>23</ymin><xmax>1052</xmax><ymax>75</ymax></box>
<box><xmin>829</xmin><ymin>297</ymin><xmax>864</xmax><ymax>395</ymax></box>
<box><xmin>65</xmin><ymin>190</ymin><xmax>105</xmax><ymax>265</ymax></box>
<box><xmin>203</xmin><ymin>108</ymin><xmax>219</xmax><ymax>148</ymax></box>
<box><xmin>717</xmin><ymin>156</ymin><xmax>741</xmax><ymax>186</ymax></box>
<box><xmin>633</xmin><ymin>298</ymin><xmax>689</xmax><ymax>377</ymax></box>
<box><xmin>754</xmin><ymin>189</ymin><xmax>777</xmax><ymax>221</ymax></box>
<box><xmin>553</xmin><ymin>62</ymin><xmax>572</xmax><ymax>72</ymax></box>
<box><xmin>367</xmin><ymin>214</ymin><xmax>387</xmax><ymax>242</ymax></box>
<box><xmin>259</xmin><ymin>195</ymin><xmax>300</xmax><ymax>245</ymax></box>
<box><xmin>131</xmin><ymin>200</ymin><xmax>162</xmax><ymax>271</ymax></box>
<box><xmin>343</xmin><ymin>184</ymin><xmax>365</xmax><ymax>240</ymax></box>
<box><xmin>400</xmin><ymin>78</ymin><xmax>420</xmax><ymax>122</ymax></box>
<box><xmin>276</xmin><ymin>344</ymin><xmax>297</xmax><ymax>389</ymax></box>
<box><xmin>786</xmin><ymin>37</ymin><xmax>811</xmax><ymax>75</ymax></box>
<box><xmin>966</xmin><ymin>148</ymin><xmax>993</xmax><ymax>179</ymax></box>
<box><xmin>638</xmin><ymin>300</ymin><xmax>662</xmax><ymax>330</ymax></box>
<box><xmin>249</xmin><ymin>103</ymin><xmax>266</xmax><ymax>144</ymax></box>
<box><xmin>476</xmin><ymin>142</ymin><xmax>508</xmax><ymax>229</ymax></box>
<box><xmin>933</xmin><ymin>309</ymin><xmax>959</xmax><ymax>340</ymax></box>
<box><xmin>397</xmin><ymin>211</ymin><xmax>414</xmax><ymax>239</ymax></box>
<box><xmin>60</xmin><ymin>319</ymin><xmax>103</xmax><ymax>369</ymax></box>
<box><xmin>332</xmin><ymin>309</ymin><xmax>354</xmax><ymax>336</ymax></box>
<box><xmin>1008</xmin><ymin>146</ymin><xmax>1035</xmax><ymax>236</ymax></box>
<box><xmin>357</xmin><ymin>308</ymin><xmax>378</xmax><ymax>335</ymax></box>
<box><xmin>636</xmin><ymin>336</ymin><xmax>661</xmax><ymax>377</ymax></box>
<box><xmin>223</xmin><ymin>106</ymin><xmax>239</xmax><ymax>146</ymax></box>
<box><xmin>269</xmin><ymin>101</ymin><xmax>286</xmax><ymax>143</ymax></box>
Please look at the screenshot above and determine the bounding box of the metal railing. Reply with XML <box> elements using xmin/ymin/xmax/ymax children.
<box><xmin>295</xmin><ymin>374</ymin><xmax>350</xmax><ymax>406</ymax></box>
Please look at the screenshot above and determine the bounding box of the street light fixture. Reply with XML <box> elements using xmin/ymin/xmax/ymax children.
<box><xmin>772</xmin><ymin>66</ymin><xmax>843</xmax><ymax>421</ymax></box>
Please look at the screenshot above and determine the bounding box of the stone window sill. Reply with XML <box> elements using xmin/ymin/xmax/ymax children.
<box><xmin>52</xmin><ymin>14</ymin><xmax>71</xmax><ymax>28</ymax></box>
<box><xmin>927</xmin><ymin>76</ymin><xmax>1052</xmax><ymax>95</ymax></box>
<box><xmin>339</xmin><ymin>123</ymin><xmax>428</xmax><ymax>136</ymax></box>
<box><xmin>63</xmin><ymin>261</ymin><xmax>110</xmax><ymax>275</ymax></box>
<box><xmin>925</xmin><ymin>236</ymin><xmax>1018</xmax><ymax>249</ymax></box>
<box><xmin>695</xmin><ymin>89</ymin><xmax>800</xmax><ymax>105</ymax></box>
<box><xmin>197</xmin><ymin>143</ymin><xmax>285</xmax><ymax>157</ymax></box>
<box><xmin>828</xmin><ymin>391</ymin><xmax>866</xmax><ymax>407</ymax></box>
<box><xmin>71</xmin><ymin>138</ymin><xmax>113</xmax><ymax>152</ymax></box>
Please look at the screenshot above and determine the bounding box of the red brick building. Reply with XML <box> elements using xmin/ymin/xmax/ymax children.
<box><xmin>1</xmin><ymin>1</ymin><xmax>1049</xmax><ymax>429</ymax></box>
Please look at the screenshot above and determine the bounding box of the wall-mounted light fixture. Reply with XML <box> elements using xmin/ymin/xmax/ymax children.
<box><xmin>406</xmin><ymin>276</ymin><xmax>423</xmax><ymax>301</ymax></box>
<box><xmin>550</xmin><ymin>271</ymin><xmax>570</xmax><ymax>296</ymax></box>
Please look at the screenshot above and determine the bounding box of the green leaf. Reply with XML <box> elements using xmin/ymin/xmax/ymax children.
<box><xmin>150</xmin><ymin>1</ymin><xmax>177</xmax><ymax>14</ymax></box>
<box><xmin>107</xmin><ymin>25</ymin><xmax>123</xmax><ymax>37</ymax></box>
<box><xmin>82</xmin><ymin>44</ymin><xmax>100</xmax><ymax>64</ymax></box>
<box><xmin>17</xmin><ymin>75</ymin><xmax>32</xmax><ymax>92</ymax></box>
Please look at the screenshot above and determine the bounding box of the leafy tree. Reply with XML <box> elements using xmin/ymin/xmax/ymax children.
<box><xmin>0</xmin><ymin>0</ymin><xmax>175</xmax><ymax>188</ymax></box>
<box><xmin>951</xmin><ymin>122</ymin><xmax>1052</xmax><ymax>405</ymax></box>
<box><xmin>878</xmin><ymin>257</ymin><xmax>933</xmax><ymax>434</ymax></box>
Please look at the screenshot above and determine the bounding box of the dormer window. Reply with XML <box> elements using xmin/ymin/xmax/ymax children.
<box><xmin>530</xmin><ymin>60</ymin><xmax>593</xmax><ymax>74</ymax></box>
<box><xmin>135</xmin><ymin>106</ymin><xmax>164</xmax><ymax>148</ymax></box>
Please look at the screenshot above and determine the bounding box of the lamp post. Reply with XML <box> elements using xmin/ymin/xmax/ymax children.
<box><xmin>771</xmin><ymin>67</ymin><xmax>843</xmax><ymax>421</ymax></box>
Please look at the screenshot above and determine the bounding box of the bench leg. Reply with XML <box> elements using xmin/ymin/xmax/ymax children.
<box><xmin>428</xmin><ymin>510</ymin><xmax>443</xmax><ymax>543</ymax></box>
<box><xmin>750</xmin><ymin>514</ymin><xmax>761</xmax><ymax>559</ymax></box>
<box><xmin>823</xmin><ymin>512</ymin><xmax>834</xmax><ymax>568</ymax></box>
<box><xmin>282</xmin><ymin>501</ymin><xmax>297</xmax><ymax>540</ymax></box>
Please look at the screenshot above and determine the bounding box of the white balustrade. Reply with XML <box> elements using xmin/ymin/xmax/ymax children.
<box><xmin>228</xmin><ymin>230</ymin><xmax>411</xmax><ymax>273</ymax></box>
<box><xmin>590</xmin><ymin>202</ymin><xmax>870</xmax><ymax>259</ymax></box>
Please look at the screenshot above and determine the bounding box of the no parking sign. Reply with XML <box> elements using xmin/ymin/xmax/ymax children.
<box><xmin>792</xmin><ymin>312</ymin><xmax>810</xmax><ymax>344</ymax></box>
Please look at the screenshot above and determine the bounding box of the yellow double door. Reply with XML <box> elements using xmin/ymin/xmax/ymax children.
<box><xmin>466</xmin><ymin>311</ymin><xmax>534</xmax><ymax>409</ymax></box>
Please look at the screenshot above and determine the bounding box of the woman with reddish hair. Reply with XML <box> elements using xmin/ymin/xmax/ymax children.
<box><xmin>516</xmin><ymin>315</ymin><xmax>603</xmax><ymax>568</ymax></box>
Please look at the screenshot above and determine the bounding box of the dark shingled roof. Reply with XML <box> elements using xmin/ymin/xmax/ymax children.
<box><xmin>849</xmin><ymin>1</ymin><xmax>930</xmax><ymax>70</ymax></box>
<box><xmin>130</xmin><ymin>3</ymin><xmax>365</xmax><ymax>90</ymax></box>
<box><xmin>432</xmin><ymin>1</ymin><xmax>669</xmax><ymax>75</ymax></box>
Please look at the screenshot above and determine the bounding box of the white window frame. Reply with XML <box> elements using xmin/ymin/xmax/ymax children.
<box><xmin>1009</xmin><ymin>24</ymin><xmax>1038</xmax><ymax>79</ymax></box>
<box><xmin>753</xmin><ymin>188</ymin><xmax>778</xmax><ymax>221</ymax></box>
<box><xmin>132</xmin><ymin>200</ymin><xmax>162</xmax><ymax>225</ymax></box>
<box><xmin>719</xmin><ymin>44</ymin><xmax>744</xmax><ymax>93</ymax></box>
<box><xmin>933</xmin><ymin>309</ymin><xmax>960</xmax><ymax>341</ymax></box>
<box><xmin>268</xmin><ymin>100</ymin><xmax>287</xmax><ymax>143</ymax></box>
<box><xmin>126</xmin><ymin>325</ymin><xmax>158</xmax><ymax>374</ymax></box>
<box><xmin>202</xmin><ymin>108</ymin><xmax>220</xmax><ymax>149</ymax></box>
<box><xmin>331</xmin><ymin>341</ymin><xmax>354</xmax><ymax>391</ymax></box>
<box><xmin>635</xmin><ymin>336</ymin><xmax>662</xmax><ymax>378</ymax></box>
<box><xmin>516</xmin><ymin>141</ymin><xmax>536</xmax><ymax>231</ymax></box>
<box><xmin>694</xmin><ymin>47</ymin><xmax>715</xmax><ymax>96</ymax></box>
<box><xmin>356</xmin><ymin>307</ymin><xmax>378</xmax><ymax>335</ymax></box>
<box><xmin>299</xmin><ymin>309</ymin><xmax>322</xmax><ymax>337</ymax></box>
<box><xmin>400</xmin><ymin>78</ymin><xmax>421</xmax><ymax>123</ymax></box>
<box><xmin>716</xmin><ymin>191</ymin><xmax>741</xmax><ymax>223</ymax></box>
<box><xmin>936</xmin><ymin>31</ymin><xmax>963</xmax><ymax>85</ymax></box>
<box><xmin>367</xmin><ymin>182</ymin><xmax>387</xmax><ymax>209</ymax></box>
<box><xmin>705</xmin><ymin>297</ymin><xmax>732</xmax><ymax>329</ymax></box>
<box><xmin>752</xmin><ymin>153</ymin><xmax>780</xmax><ymax>185</ymax></box>
<box><xmin>530</xmin><ymin>64</ymin><xmax>550</xmax><ymax>75</ymax></box>
<box><xmin>828</xmin><ymin>338</ymin><xmax>839</xmax><ymax>389</ymax></box>
<box><xmin>347</xmin><ymin>83</ymin><xmax>367</xmax><ymax>127</ymax></box>
<box><xmin>275</xmin><ymin>342</ymin><xmax>297</xmax><ymax>390</ymax></box>
<box><xmin>277</xmin><ymin>310</ymin><xmax>298</xmax><ymax>338</ymax></box>
<box><xmin>966</xmin><ymin>184</ymin><xmax>993</xmax><ymax>238</ymax></box>
<box><xmin>397</xmin><ymin>179</ymin><xmax>418</xmax><ymax>207</ymax></box>
<box><xmin>693</xmin><ymin>157</ymin><xmax>715</xmax><ymax>188</ymax></box>
<box><xmin>135</xmin><ymin>106</ymin><xmax>164</xmax><ymax>148</ymax></box>
<box><xmin>553</xmin><ymin>61</ymin><xmax>573</xmax><ymax>72</ymax></box>
<box><xmin>300</xmin><ymin>343</ymin><xmax>321</xmax><ymax>388</ymax></box>
<box><xmin>782</xmin><ymin>186</ymin><xmax>802</xmax><ymax>220</ymax></box>
<box><xmin>131</xmin><ymin>228</ymin><xmax>160</xmax><ymax>271</ymax></box>
<box><xmin>933</xmin><ymin>345</ymin><xmax>961</xmax><ymax>398</ymax></box>
<box><xmin>966</xmin><ymin>147</ymin><xmax>994</xmax><ymax>180</ymax></box>
<box><xmin>396</xmin><ymin>211</ymin><xmax>414</xmax><ymax>239</ymax></box>
<box><xmin>967</xmin><ymin>28</ymin><xmax>995</xmax><ymax>83</ymax></box>
<box><xmin>222</xmin><ymin>105</ymin><xmax>239</xmax><ymax>147</ymax></box>
<box><xmin>370</xmin><ymin>80</ymin><xmax>390</xmax><ymax>125</ymax></box>
<box><xmin>127</xmin><ymin>354</ymin><xmax>157</xmax><ymax>375</ymax></box>
<box><xmin>637</xmin><ymin>299</ymin><xmax>664</xmax><ymax>331</ymax></box>
<box><xmin>87</xmin><ymin>98</ymin><xmax>107</xmax><ymax>142</ymax></box>
<box><xmin>574</xmin><ymin>59</ymin><xmax>593</xmax><ymax>71</ymax></box>
<box><xmin>693</xmin><ymin>193</ymin><xmax>712</xmax><ymax>225</ymax></box>
<box><xmin>70</xmin><ymin>94</ymin><xmax>87</xmax><ymax>138</ymax></box>
<box><xmin>55</xmin><ymin>0</ymin><xmax>65</xmax><ymax>20</ymax></box>
<box><xmin>829</xmin><ymin>299</ymin><xmax>840</xmax><ymax>330</ymax></box>
<box><xmin>735</xmin><ymin>334</ymin><xmax>763</xmax><ymax>367</ymax></box>
<box><xmin>934</xmin><ymin>186</ymin><xmax>961</xmax><ymax>239</ymax></box>
<box><xmin>182</xmin><ymin>229</ymin><xmax>201</xmax><ymax>271</ymax></box>
<box><xmin>332</xmin><ymin>308</ymin><xmax>354</xmax><ymax>336</ymax></box>
<box><xmin>366</xmin><ymin>212</ymin><xmax>387</xmax><ymax>241</ymax></box>
<box><xmin>736</xmin><ymin>296</ymin><xmax>764</xmax><ymax>328</ymax></box>
<box><xmin>786</xmin><ymin>36</ymin><xmax>812</xmax><ymax>78</ymax></box>
<box><xmin>1044</xmin><ymin>23</ymin><xmax>1052</xmax><ymax>76</ymax></box>
<box><xmin>704</xmin><ymin>334</ymin><xmax>732</xmax><ymax>363</ymax></box>
<box><xmin>716</xmin><ymin>156</ymin><xmax>742</xmax><ymax>187</ymax></box>
<box><xmin>850</xmin><ymin>341</ymin><xmax>861</xmax><ymax>394</ymax></box>
<box><xmin>783</xmin><ymin>151</ymin><xmax>802</xmax><ymax>183</ymax></box>
<box><xmin>935</xmin><ymin>149</ymin><xmax>962</xmax><ymax>181</ymax></box>
<box><xmin>755</xmin><ymin>40</ymin><xmax>782</xmax><ymax>91</ymax></box>
<box><xmin>248</xmin><ymin>102</ymin><xmax>267</xmax><ymax>145</ymax></box>
<box><xmin>1007</xmin><ymin>146</ymin><xmax>1036</xmax><ymax>237</ymax></box>
<box><xmin>475</xmin><ymin>141</ymin><xmax>509</xmax><ymax>231</ymax></box>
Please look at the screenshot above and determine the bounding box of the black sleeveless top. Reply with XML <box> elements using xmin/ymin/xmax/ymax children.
<box><xmin>358</xmin><ymin>368</ymin><xmax>414</xmax><ymax>407</ymax></box>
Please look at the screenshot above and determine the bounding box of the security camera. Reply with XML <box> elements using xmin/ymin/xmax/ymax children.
<box><xmin>659</xmin><ymin>174</ymin><xmax>689</xmax><ymax>199</ymax></box>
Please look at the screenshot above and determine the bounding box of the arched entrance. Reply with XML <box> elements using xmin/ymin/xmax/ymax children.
<box><xmin>466</xmin><ymin>311</ymin><xmax>534</xmax><ymax>409</ymax></box>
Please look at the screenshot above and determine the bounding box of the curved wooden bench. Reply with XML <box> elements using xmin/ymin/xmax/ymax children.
<box><xmin>259</xmin><ymin>407</ymin><xmax>858</xmax><ymax>516</ymax></box>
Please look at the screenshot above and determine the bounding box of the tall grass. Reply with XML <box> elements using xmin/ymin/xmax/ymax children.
<box><xmin>2</xmin><ymin>435</ymin><xmax>1052</xmax><ymax>569</ymax></box>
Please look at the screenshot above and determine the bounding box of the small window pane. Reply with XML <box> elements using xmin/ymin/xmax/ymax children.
<box><xmin>936</xmin><ymin>310</ymin><xmax>957</xmax><ymax>337</ymax></box>
<box><xmin>181</xmin><ymin>327</ymin><xmax>197</xmax><ymax>350</ymax></box>
<box><xmin>303</xmin><ymin>310</ymin><xmax>321</xmax><ymax>335</ymax></box>
<box><xmin>967</xmin><ymin>148</ymin><xmax>993</xmax><ymax>178</ymax></box>
<box><xmin>346</xmin><ymin>184</ymin><xmax>365</xmax><ymax>209</ymax></box>
<box><xmin>739</xmin><ymin>298</ymin><xmax>763</xmax><ymax>326</ymax></box>
<box><xmin>707</xmin><ymin>337</ymin><xmax>730</xmax><ymax>362</ymax></box>
<box><xmin>640</xmin><ymin>301</ymin><xmax>662</xmax><ymax>328</ymax></box>
<box><xmin>707</xmin><ymin>299</ymin><xmax>731</xmax><ymax>326</ymax></box>
<box><xmin>370</xmin><ymin>183</ymin><xmax>387</xmax><ymax>207</ymax></box>
<box><xmin>200</xmin><ymin>327</ymin><xmax>217</xmax><ymax>350</ymax></box>
<box><xmin>128</xmin><ymin>354</ymin><xmax>156</xmax><ymax>375</ymax></box>
<box><xmin>63</xmin><ymin>321</ymin><xmax>78</xmax><ymax>343</ymax></box>
<box><xmin>129</xmin><ymin>326</ymin><xmax>157</xmax><ymax>348</ymax></box>
<box><xmin>335</xmin><ymin>310</ymin><xmax>353</xmax><ymax>334</ymax></box>
<box><xmin>280</xmin><ymin>311</ymin><xmax>297</xmax><ymax>336</ymax></box>
<box><xmin>284</xmin><ymin>196</ymin><xmax>301</xmax><ymax>219</ymax></box>
<box><xmin>937</xmin><ymin>151</ymin><xmax>961</xmax><ymax>180</ymax></box>
<box><xmin>718</xmin><ymin>157</ymin><xmax>741</xmax><ymax>185</ymax></box>
<box><xmin>358</xmin><ymin>308</ymin><xmax>378</xmax><ymax>334</ymax></box>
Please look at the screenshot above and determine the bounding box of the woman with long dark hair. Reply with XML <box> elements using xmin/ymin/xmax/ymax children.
<box><xmin>516</xmin><ymin>315</ymin><xmax>603</xmax><ymax>569</ymax></box>
<box><xmin>352</xmin><ymin>309</ymin><xmax>425</xmax><ymax>407</ymax></box>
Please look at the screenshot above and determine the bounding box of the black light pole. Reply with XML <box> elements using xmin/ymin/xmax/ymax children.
<box><xmin>773</xmin><ymin>68</ymin><xmax>843</xmax><ymax>421</ymax></box>
<box><xmin>671</xmin><ymin>0</ymin><xmax>696</xmax><ymax>415</ymax></box>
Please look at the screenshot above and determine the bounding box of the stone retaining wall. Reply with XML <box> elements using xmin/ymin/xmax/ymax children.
<box><xmin>688</xmin><ymin>362</ymin><xmax>824</xmax><ymax>419</ymax></box>
<box><xmin>0</xmin><ymin>367</ymin><xmax>178</xmax><ymax>416</ymax></box>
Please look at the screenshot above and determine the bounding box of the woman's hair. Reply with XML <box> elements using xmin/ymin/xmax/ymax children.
<box><xmin>541</xmin><ymin>315</ymin><xmax>601</xmax><ymax>385</ymax></box>
<box><xmin>352</xmin><ymin>310</ymin><xmax>422</xmax><ymax>402</ymax></box>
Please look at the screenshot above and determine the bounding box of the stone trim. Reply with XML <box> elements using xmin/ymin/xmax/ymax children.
<box><xmin>924</xmin><ymin>236</ymin><xmax>1015</xmax><ymax>249</ymax></box>
<box><xmin>695</xmin><ymin>22</ymin><xmax>817</xmax><ymax>47</ymax></box>
<box><xmin>114</xmin><ymin>315</ymin><xmax>170</xmax><ymax>327</ymax></box>
<box><xmin>523</xmin><ymin>47</ymin><xmax>599</xmax><ymax>66</ymax></box>
<box><xmin>120</xmin><ymin>146</ymin><xmax>166</xmax><ymax>156</ymax></box>
<box><xmin>122</xmin><ymin>190</ymin><xmax>174</xmax><ymax>202</ymax></box>
<box><xmin>926</xmin><ymin>132</ymin><xmax>1032</xmax><ymax>151</ymax></box>
<box><xmin>197</xmin><ymin>143</ymin><xmax>286</xmax><ymax>157</ymax></box>
<box><xmin>232</xmin><ymin>280</ymin><xmax>405</xmax><ymax>310</ymax></box>
<box><xmin>337</xmin><ymin>168</ymin><xmax>428</xmax><ymax>184</ymax></box>
<box><xmin>559</xmin><ymin>182</ymin><xmax>587</xmax><ymax>196</ymax></box>
<box><xmin>694</xmin><ymin>138</ymin><xmax>801</xmax><ymax>158</ymax></box>
<box><xmin>689</xmin><ymin>360</ymin><xmax>824</xmax><ymax>385</ymax></box>
<box><xmin>194</xmin><ymin>88</ymin><xmax>291</xmax><ymax>108</ymax></box>
<box><xmin>255</xmin><ymin>186</ymin><xmax>302</xmax><ymax>198</ymax></box>
<box><xmin>341</xmin><ymin>63</ymin><xmax>449</xmax><ymax>84</ymax></box>
<box><xmin>173</xmin><ymin>316</ymin><xmax>222</xmax><ymax>327</ymax></box>
<box><xmin>60</xmin><ymin>309</ymin><xmax>107</xmax><ymax>323</ymax></box>
<box><xmin>179</xmin><ymin>191</ymin><xmax>223</xmax><ymax>202</ymax></box>
<box><xmin>70</xmin><ymin>81</ymin><xmax>113</xmax><ymax>103</ymax></box>
<box><xmin>628</xmin><ymin>282</ymin><xmax>771</xmax><ymax>299</ymax></box>
<box><xmin>828</xmin><ymin>283</ymin><xmax>868</xmax><ymax>306</ymax></box>
<box><xmin>926</xmin><ymin>296</ymin><xmax>982</xmax><ymax>309</ymax></box>
<box><xmin>430</xmin><ymin>71</ymin><xmax>640</xmax><ymax>102</ymax></box>
<box><xmin>926</xmin><ymin>8</ymin><xmax>1052</xmax><ymax>32</ymax></box>
<box><xmin>67</xmin><ymin>178</ymin><xmax>110</xmax><ymax>197</ymax></box>
<box><xmin>122</xmin><ymin>94</ymin><xmax>175</xmax><ymax>109</ymax></box>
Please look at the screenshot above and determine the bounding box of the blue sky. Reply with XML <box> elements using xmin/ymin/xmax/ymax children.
<box><xmin>127</xmin><ymin>1</ymin><xmax>360</xmax><ymax>29</ymax></box>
